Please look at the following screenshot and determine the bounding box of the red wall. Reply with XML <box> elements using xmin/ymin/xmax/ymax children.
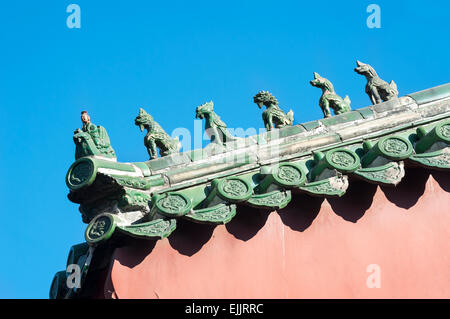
<box><xmin>104</xmin><ymin>168</ymin><xmax>450</xmax><ymax>298</ymax></box>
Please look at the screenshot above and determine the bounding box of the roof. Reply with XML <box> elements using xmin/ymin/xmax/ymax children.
<box><xmin>51</xmin><ymin>82</ymin><xmax>450</xmax><ymax>298</ymax></box>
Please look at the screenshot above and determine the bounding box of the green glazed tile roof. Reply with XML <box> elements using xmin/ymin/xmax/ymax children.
<box><xmin>52</xmin><ymin>83</ymin><xmax>450</xmax><ymax>299</ymax></box>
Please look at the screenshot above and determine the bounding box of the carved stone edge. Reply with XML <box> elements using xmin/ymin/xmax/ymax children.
<box><xmin>184</xmin><ymin>203</ymin><xmax>237</xmax><ymax>225</ymax></box>
<box><xmin>116</xmin><ymin>218</ymin><xmax>177</xmax><ymax>240</ymax></box>
<box><xmin>408</xmin><ymin>148</ymin><xmax>450</xmax><ymax>170</ymax></box>
<box><xmin>298</xmin><ymin>175</ymin><xmax>349</xmax><ymax>197</ymax></box>
<box><xmin>353</xmin><ymin>161</ymin><xmax>405</xmax><ymax>186</ymax></box>
<box><xmin>247</xmin><ymin>190</ymin><xmax>292</xmax><ymax>210</ymax></box>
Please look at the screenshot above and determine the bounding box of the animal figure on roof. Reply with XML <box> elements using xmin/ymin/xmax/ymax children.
<box><xmin>310</xmin><ymin>72</ymin><xmax>351</xmax><ymax>118</ymax></box>
<box><xmin>135</xmin><ymin>108</ymin><xmax>180</xmax><ymax>159</ymax></box>
<box><xmin>354</xmin><ymin>60</ymin><xmax>398</xmax><ymax>105</ymax></box>
<box><xmin>196</xmin><ymin>101</ymin><xmax>237</xmax><ymax>144</ymax></box>
<box><xmin>253</xmin><ymin>90</ymin><xmax>294</xmax><ymax>131</ymax></box>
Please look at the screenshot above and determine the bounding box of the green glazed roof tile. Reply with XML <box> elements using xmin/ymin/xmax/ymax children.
<box><xmin>147</xmin><ymin>153</ymin><xmax>191</xmax><ymax>171</ymax></box>
<box><xmin>225</xmin><ymin>136</ymin><xmax>258</xmax><ymax>150</ymax></box>
<box><xmin>319</xmin><ymin>111</ymin><xmax>363</xmax><ymax>127</ymax></box>
<box><xmin>356</xmin><ymin>107</ymin><xmax>375</xmax><ymax>119</ymax></box>
<box><xmin>188</xmin><ymin>148</ymin><xmax>205</xmax><ymax>162</ymax></box>
<box><xmin>257</xmin><ymin>125</ymin><xmax>306</xmax><ymax>144</ymax></box>
<box><xmin>408</xmin><ymin>83</ymin><xmax>450</xmax><ymax>105</ymax></box>
<box><xmin>371</xmin><ymin>98</ymin><xmax>402</xmax><ymax>113</ymax></box>
<box><xmin>276</xmin><ymin>125</ymin><xmax>306</xmax><ymax>137</ymax></box>
<box><xmin>188</xmin><ymin>145</ymin><xmax>229</xmax><ymax>162</ymax></box>
<box><xmin>300</xmin><ymin>120</ymin><xmax>321</xmax><ymax>131</ymax></box>
<box><xmin>133</xmin><ymin>162</ymin><xmax>151</xmax><ymax>176</ymax></box>
<box><xmin>277</xmin><ymin>125</ymin><xmax>306</xmax><ymax>138</ymax></box>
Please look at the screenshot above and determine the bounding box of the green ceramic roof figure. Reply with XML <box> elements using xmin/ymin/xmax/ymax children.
<box><xmin>73</xmin><ymin>111</ymin><xmax>116</xmax><ymax>160</ymax></box>
<box><xmin>354</xmin><ymin>60</ymin><xmax>399</xmax><ymax>105</ymax></box>
<box><xmin>253</xmin><ymin>91</ymin><xmax>294</xmax><ymax>131</ymax></box>
<box><xmin>310</xmin><ymin>72</ymin><xmax>351</xmax><ymax>118</ymax></box>
<box><xmin>135</xmin><ymin>108</ymin><xmax>181</xmax><ymax>160</ymax></box>
<box><xmin>196</xmin><ymin>101</ymin><xmax>237</xmax><ymax>144</ymax></box>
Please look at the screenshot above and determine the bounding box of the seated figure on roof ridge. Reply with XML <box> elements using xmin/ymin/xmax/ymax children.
<box><xmin>73</xmin><ymin>111</ymin><xmax>116</xmax><ymax>160</ymax></box>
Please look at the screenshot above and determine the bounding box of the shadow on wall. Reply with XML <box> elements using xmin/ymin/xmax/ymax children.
<box><xmin>115</xmin><ymin>238</ymin><xmax>157</xmax><ymax>269</ymax></box>
<box><xmin>432</xmin><ymin>169</ymin><xmax>450</xmax><ymax>192</ymax></box>
<box><xmin>380</xmin><ymin>166</ymin><xmax>430</xmax><ymax>209</ymax></box>
<box><xmin>225</xmin><ymin>205</ymin><xmax>271</xmax><ymax>242</ymax></box>
<box><xmin>277</xmin><ymin>193</ymin><xmax>324</xmax><ymax>231</ymax></box>
<box><xmin>328</xmin><ymin>178</ymin><xmax>378</xmax><ymax>223</ymax></box>
<box><xmin>168</xmin><ymin>219</ymin><xmax>217</xmax><ymax>257</ymax></box>
<box><xmin>275</xmin><ymin>166</ymin><xmax>436</xmax><ymax>227</ymax></box>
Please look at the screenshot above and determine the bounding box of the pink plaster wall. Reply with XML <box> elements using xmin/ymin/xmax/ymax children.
<box><xmin>104</xmin><ymin>168</ymin><xmax>450</xmax><ymax>299</ymax></box>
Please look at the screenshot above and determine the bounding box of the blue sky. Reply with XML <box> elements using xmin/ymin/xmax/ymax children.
<box><xmin>0</xmin><ymin>0</ymin><xmax>448</xmax><ymax>298</ymax></box>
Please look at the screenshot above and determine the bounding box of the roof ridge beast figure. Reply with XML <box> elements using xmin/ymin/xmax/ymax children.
<box><xmin>253</xmin><ymin>90</ymin><xmax>294</xmax><ymax>131</ymax></box>
<box><xmin>310</xmin><ymin>72</ymin><xmax>351</xmax><ymax>118</ymax></box>
<box><xmin>135</xmin><ymin>108</ymin><xmax>181</xmax><ymax>159</ymax></box>
<box><xmin>196</xmin><ymin>101</ymin><xmax>237</xmax><ymax>144</ymax></box>
<box><xmin>354</xmin><ymin>60</ymin><xmax>398</xmax><ymax>105</ymax></box>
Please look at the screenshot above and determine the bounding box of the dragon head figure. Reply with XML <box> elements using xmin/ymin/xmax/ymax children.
<box><xmin>354</xmin><ymin>60</ymin><xmax>376</xmax><ymax>77</ymax></box>
<box><xmin>195</xmin><ymin>101</ymin><xmax>214</xmax><ymax>119</ymax></box>
<box><xmin>253</xmin><ymin>91</ymin><xmax>279</xmax><ymax>109</ymax></box>
<box><xmin>135</xmin><ymin>108</ymin><xmax>154</xmax><ymax>132</ymax></box>
<box><xmin>310</xmin><ymin>72</ymin><xmax>334</xmax><ymax>92</ymax></box>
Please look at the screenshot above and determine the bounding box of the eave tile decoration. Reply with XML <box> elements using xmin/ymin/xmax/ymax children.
<box><xmin>51</xmin><ymin>79</ymin><xmax>450</xmax><ymax>299</ymax></box>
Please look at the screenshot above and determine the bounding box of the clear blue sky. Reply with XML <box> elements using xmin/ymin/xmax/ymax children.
<box><xmin>0</xmin><ymin>0</ymin><xmax>448</xmax><ymax>298</ymax></box>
